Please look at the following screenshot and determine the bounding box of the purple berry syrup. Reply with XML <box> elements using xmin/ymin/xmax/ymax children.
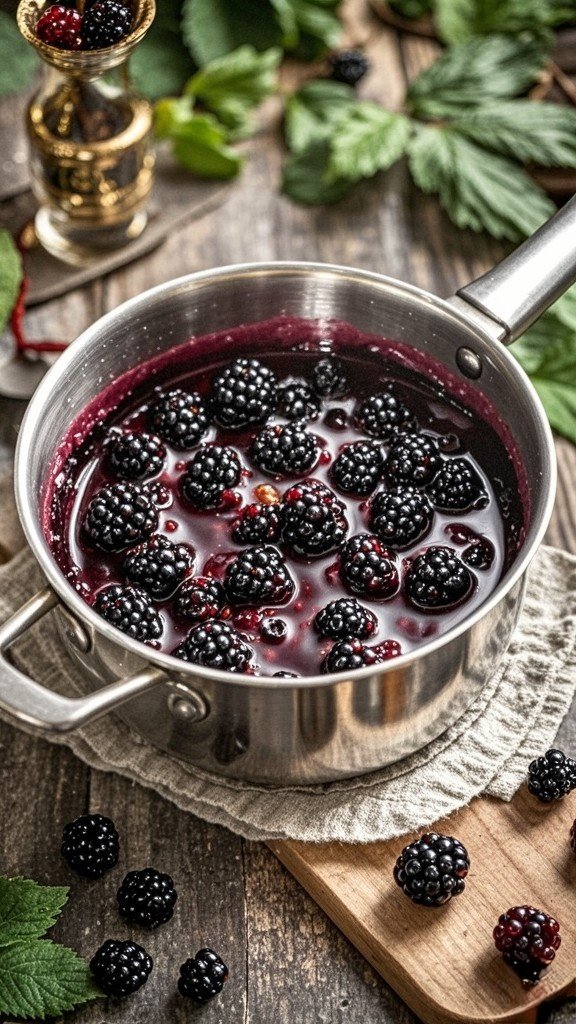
<box><xmin>44</xmin><ymin>317</ymin><xmax>527</xmax><ymax>677</ymax></box>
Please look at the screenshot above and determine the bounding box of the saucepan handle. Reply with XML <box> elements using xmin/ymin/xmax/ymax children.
<box><xmin>0</xmin><ymin>587</ymin><xmax>166</xmax><ymax>732</ymax></box>
<box><xmin>455</xmin><ymin>194</ymin><xmax>576</xmax><ymax>343</ymax></box>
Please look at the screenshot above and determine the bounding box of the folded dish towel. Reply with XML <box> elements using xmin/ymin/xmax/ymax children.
<box><xmin>0</xmin><ymin>477</ymin><xmax>574</xmax><ymax>843</ymax></box>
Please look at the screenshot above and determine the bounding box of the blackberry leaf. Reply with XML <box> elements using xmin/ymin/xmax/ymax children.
<box><xmin>0</xmin><ymin>879</ymin><xmax>68</xmax><ymax>947</ymax></box>
<box><xmin>0</xmin><ymin>230</ymin><xmax>22</xmax><ymax>335</ymax></box>
<box><xmin>452</xmin><ymin>102</ymin><xmax>576</xmax><ymax>166</ymax></box>
<box><xmin>182</xmin><ymin>0</ymin><xmax>282</xmax><ymax>65</ymax></box>
<box><xmin>0</xmin><ymin>13</ymin><xmax>38</xmax><ymax>97</ymax></box>
<box><xmin>130</xmin><ymin>0</ymin><xmax>193</xmax><ymax>100</ymax></box>
<box><xmin>0</xmin><ymin>940</ymin><xmax>101</xmax><ymax>1019</ymax></box>
<box><xmin>282</xmin><ymin>140</ymin><xmax>354</xmax><ymax>204</ymax></box>
<box><xmin>435</xmin><ymin>0</ymin><xmax>565</xmax><ymax>46</ymax></box>
<box><xmin>185</xmin><ymin>46</ymin><xmax>281</xmax><ymax>134</ymax></box>
<box><xmin>157</xmin><ymin>111</ymin><xmax>242</xmax><ymax>179</ymax></box>
<box><xmin>285</xmin><ymin>80</ymin><xmax>355</xmax><ymax>154</ymax></box>
<box><xmin>327</xmin><ymin>107</ymin><xmax>412</xmax><ymax>182</ymax></box>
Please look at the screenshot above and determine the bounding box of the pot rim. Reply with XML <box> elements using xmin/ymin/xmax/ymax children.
<box><xmin>15</xmin><ymin>260</ymin><xmax>557</xmax><ymax>689</ymax></box>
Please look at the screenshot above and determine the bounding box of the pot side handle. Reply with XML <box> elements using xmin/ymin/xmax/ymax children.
<box><xmin>455</xmin><ymin>194</ymin><xmax>576</xmax><ymax>343</ymax></box>
<box><xmin>0</xmin><ymin>587</ymin><xmax>166</xmax><ymax>732</ymax></box>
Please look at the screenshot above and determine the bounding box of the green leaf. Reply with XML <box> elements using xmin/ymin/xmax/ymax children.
<box><xmin>269</xmin><ymin>0</ymin><xmax>300</xmax><ymax>47</ymax></box>
<box><xmin>0</xmin><ymin>12</ymin><xmax>38</xmax><ymax>96</ymax></box>
<box><xmin>182</xmin><ymin>0</ymin><xmax>282</xmax><ymax>66</ymax></box>
<box><xmin>0</xmin><ymin>230</ymin><xmax>22</xmax><ymax>335</ymax></box>
<box><xmin>285</xmin><ymin>79</ymin><xmax>355</xmax><ymax>154</ymax></box>
<box><xmin>185</xmin><ymin>46</ymin><xmax>281</xmax><ymax>133</ymax></box>
<box><xmin>0</xmin><ymin>878</ymin><xmax>68</xmax><ymax>948</ymax></box>
<box><xmin>452</xmin><ymin>101</ymin><xmax>576</xmax><ymax>166</ymax></box>
<box><xmin>407</xmin><ymin>34</ymin><xmax>546</xmax><ymax>120</ymax></box>
<box><xmin>327</xmin><ymin>106</ymin><xmax>412</xmax><ymax>182</ymax></box>
<box><xmin>168</xmin><ymin>112</ymin><xmax>242</xmax><ymax>178</ymax></box>
<box><xmin>0</xmin><ymin>940</ymin><xmax>101</xmax><ymax>1019</ymax></box>
<box><xmin>408</xmin><ymin>125</ymin><xmax>555</xmax><ymax>241</ymax></box>
<box><xmin>282</xmin><ymin>140</ymin><xmax>354</xmax><ymax>204</ymax></box>
<box><xmin>435</xmin><ymin>0</ymin><xmax>562</xmax><ymax>46</ymax></box>
<box><xmin>130</xmin><ymin>0</ymin><xmax>194</xmax><ymax>100</ymax></box>
<box><xmin>286</xmin><ymin>0</ymin><xmax>342</xmax><ymax>60</ymax></box>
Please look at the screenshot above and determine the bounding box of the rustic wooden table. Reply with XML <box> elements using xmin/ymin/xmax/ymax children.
<box><xmin>0</xmin><ymin>3</ymin><xmax>575</xmax><ymax>1021</ymax></box>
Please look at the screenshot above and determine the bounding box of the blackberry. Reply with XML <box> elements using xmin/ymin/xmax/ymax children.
<box><xmin>181</xmin><ymin>445</ymin><xmax>242</xmax><ymax>509</ymax></box>
<box><xmin>93</xmin><ymin>584</ymin><xmax>163</xmax><ymax>643</ymax></box>
<box><xmin>117</xmin><ymin>868</ymin><xmax>177</xmax><ymax>930</ymax></box>
<box><xmin>354</xmin><ymin>392</ymin><xmax>415</xmax><ymax>441</ymax></box>
<box><xmin>105</xmin><ymin>430</ymin><xmax>166</xmax><ymax>481</ymax></box>
<box><xmin>61</xmin><ymin>814</ymin><xmax>119</xmax><ymax>879</ymax></box>
<box><xmin>173</xmin><ymin>621</ymin><xmax>253</xmax><ymax>672</ymax></box>
<box><xmin>427</xmin><ymin>457</ymin><xmax>489</xmax><ymax>512</ymax></box>
<box><xmin>386</xmin><ymin>433</ymin><xmax>442</xmax><ymax>487</ymax></box>
<box><xmin>339</xmin><ymin>534</ymin><xmax>399</xmax><ymax>599</ymax></box>
<box><xmin>122</xmin><ymin>535</ymin><xmax>194</xmax><ymax>600</ymax></box>
<box><xmin>273</xmin><ymin>670</ymin><xmax>299</xmax><ymax>678</ymax></box>
<box><xmin>311</xmin><ymin>357</ymin><xmax>348</xmax><ymax>398</ymax></box>
<box><xmin>393</xmin><ymin>832</ymin><xmax>470</xmax><ymax>907</ymax></box>
<box><xmin>149</xmin><ymin>388</ymin><xmax>209</xmax><ymax>450</ymax></box>
<box><xmin>527</xmin><ymin>748</ymin><xmax>576</xmax><ymax>803</ymax></box>
<box><xmin>36</xmin><ymin>4</ymin><xmax>82</xmax><ymax>49</ymax></box>
<box><xmin>178</xmin><ymin>948</ymin><xmax>228</xmax><ymax>1004</ymax></box>
<box><xmin>372</xmin><ymin>638</ymin><xmax>402</xmax><ymax>660</ymax></box>
<box><xmin>276</xmin><ymin>378</ymin><xmax>320</xmax><ymax>420</ymax></box>
<box><xmin>174</xmin><ymin>576</ymin><xmax>226</xmax><ymax>624</ymax></box>
<box><xmin>90</xmin><ymin>940</ymin><xmax>152</xmax><ymax>997</ymax></box>
<box><xmin>232</xmin><ymin>502</ymin><xmax>282</xmax><ymax>544</ymax></box>
<box><xmin>329</xmin><ymin>49</ymin><xmax>370</xmax><ymax>86</ymax></box>
<box><xmin>83</xmin><ymin>1</ymin><xmax>133</xmax><ymax>49</ymax></box>
<box><xmin>260</xmin><ymin>617</ymin><xmax>287</xmax><ymax>643</ymax></box>
<box><xmin>462</xmin><ymin>537</ymin><xmax>495</xmax><ymax>570</ymax></box>
<box><xmin>330</xmin><ymin>441</ymin><xmax>384</xmax><ymax>497</ymax></box>
<box><xmin>210</xmin><ymin>357</ymin><xmax>277</xmax><ymax>429</ymax></box>
<box><xmin>405</xmin><ymin>546</ymin><xmax>475</xmax><ymax>611</ymax></box>
<box><xmin>83</xmin><ymin>482</ymin><xmax>158</xmax><ymax>552</ymax></box>
<box><xmin>322</xmin><ymin>638</ymin><xmax>378</xmax><ymax>674</ymax></box>
<box><xmin>494</xmin><ymin>906</ymin><xmax>561</xmax><ymax>985</ymax></box>
<box><xmin>251</xmin><ymin>421</ymin><xmax>320</xmax><ymax>477</ymax></box>
<box><xmin>370</xmin><ymin>487</ymin><xmax>433</xmax><ymax>549</ymax></box>
<box><xmin>281</xmin><ymin>480</ymin><xmax>348</xmax><ymax>557</ymax></box>
<box><xmin>314</xmin><ymin>597</ymin><xmax>377</xmax><ymax>641</ymax></box>
<box><xmin>224</xmin><ymin>545</ymin><xmax>295</xmax><ymax>606</ymax></box>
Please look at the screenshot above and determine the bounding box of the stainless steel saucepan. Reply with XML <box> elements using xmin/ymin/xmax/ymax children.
<box><xmin>2</xmin><ymin>199</ymin><xmax>576</xmax><ymax>785</ymax></box>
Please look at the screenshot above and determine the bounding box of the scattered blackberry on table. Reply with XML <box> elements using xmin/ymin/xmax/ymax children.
<box><xmin>224</xmin><ymin>545</ymin><xmax>295</xmax><ymax>606</ymax></box>
<box><xmin>314</xmin><ymin>597</ymin><xmax>377</xmax><ymax>641</ymax></box>
<box><xmin>329</xmin><ymin>49</ymin><xmax>370</xmax><ymax>86</ymax></box>
<box><xmin>260</xmin><ymin>617</ymin><xmax>288</xmax><ymax>643</ymax></box>
<box><xmin>105</xmin><ymin>430</ymin><xmax>166</xmax><ymax>481</ymax></box>
<box><xmin>210</xmin><ymin>357</ymin><xmax>277</xmax><ymax>429</ymax></box>
<box><xmin>90</xmin><ymin>939</ymin><xmax>152</xmax><ymax>997</ymax></box>
<box><xmin>83</xmin><ymin>482</ymin><xmax>158</xmax><ymax>552</ymax></box>
<box><xmin>276</xmin><ymin>378</ymin><xmax>320</xmax><ymax>420</ymax></box>
<box><xmin>36</xmin><ymin>4</ymin><xmax>82</xmax><ymax>49</ymax></box>
<box><xmin>117</xmin><ymin>868</ymin><xmax>177</xmax><ymax>930</ymax></box>
<box><xmin>149</xmin><ymin>388</ymin><xmax>209</xmax><ymax>450</ymax></box>
<box><xmin>93</xmin><ymin>584</ymin><xmax>163</xmax><ymax>642</ymax></box>
<box><xmin>178</xmin><ymin>948</ymin><xmax>228</xmax><ymax>1004</ymax></box>
<box><xmin>123</xmin><ymin>535</ymin><xmax>194</xmax><ymax>600</ymax></box>
<box><xmin>281</xmin><ymin>479</ymin><xmax>348</xmax><ymax>557</ymax></box>
<box><xmin>61</xmin><ymin>813</ymin><xmax>119</xmax><ymax>879</ymax></box>
<box><xmin>386</xmin><ymin>433</ymin><xmax>442</xmax><ymax>487</ymax></box>
<box><xmin>181</xmin><ymin>444</ymin><xmax>242</xmax><ymax>510</ymax></box>
<box><xmin>339</xmin><ymin>534</ymin><xmax>399</xmax><ymax>599</ymax></box>
<box><xmin>370</xmin><ymin>487</ymin><xmax>433</xmax><ymax>549</ymax></box>
<box><xmin>173</xmin><ymin>620</ymin><xmax>253</xmax><ymax>672</ymax></box>
<box><xmin>250</xmin><ymin>421</ymin><xmax>320</xmax><ymax>477</ymax></box>
<box><xmin>174</xmin><ymin>576</ymin><xmax>226</xmax><ymax>624</ymax></box>
<box><xmin>232</xmin><ymin>502</ymin><xmax>283</xmax><ymax>545</ymax></box>
<box><xmin>354</xmin><ymin>392</ymin><xmax>415</xmax><ymax>441</ymax></box>
<box><xmin>405</xmin><ymin>546</ymin><xmax>475</xmax><ymax>611</ymax></box>
<box><xmin>527</xmin><ymin>748</ymin><xmax>576</xmax><ymax>803</ymax></box>
<box><xmin>427</xmin><ymin>457</ymin><xmax>489</xmax><ymax>512</ymax></box>
<box><xmin>330</xmin><ymin>441</ymin><xmax>384</xmax><ymax>497</ymax></box>
<box><xmin>322</xmin><ymin>638</ymin><xmax>378</xmax><ymax>673</ymax></box>
<box><xmin>494</xmin><ymin>906</ymin><xmax>561</xmax><ymax>985</ymax></box>
<box><xmin>83</xmin><ymin>1</ymin><xmax>133</xmax><ymax>49</ymax></box>
<box><xmin>311</xmin><ymin>357</ymin><xmax>348</xmax><ymax>398</ymax></box>
<box><xmin>393</xmin><ymin>832</ymin><xmax>470</xmax><ymax>907</ymax></box>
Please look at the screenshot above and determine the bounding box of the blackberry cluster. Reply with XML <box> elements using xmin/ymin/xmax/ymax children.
<box><xmin>232</xmin><ymin>502</ymin><xmax>283</xmax><ymax>544</ymax></box>
<box><xmin>322</xmin><ymin>638</ymin><xmax>377</xmax><ymax>673</ymax></box>
<box><xmin>281</xmin><ymin>480</ymin><xmax>348</xmax><ymax>557</ymax></box>
<box><xmin>370</xmin><ymin>487</ymin><xmax>433</xmax><ymax>549</ymax></box>
<box><xmin>174</xmin><ymin>576</ymin><xmax>226</xmax><ymax>624</ymax></box>
<box><xmin>330</xmin><ymin>441</ymin><xmax>384</xmax><ymax>496</ymax></box>
<box><xmin>462</xmin><ymin>538</ymin><xmax>495</xmax><ymax>571</ymax></box>
<box><xmin>106</xmin><ymin>430</ymin><xmax>166</xmax><ymax>481</ymax></box>
<box><xmin>122</xmin><ymin>535</ymin><xmax>194</xmax><ymax>600</ymax></box>
<box><xmin>427</xmin><ymin>457</ymin><xmax>489</xmax><ymax>512</ymax></box>
<box><xmin>181</xmin><ymin>445</ymin><xmax>242</xmax><ymax>509</ymax></box>
<box><xmin>36</xmin><ymin>4</ymin><xmax>82</xmax><ymax>49</ymax></box>
<box><xmin>354</xmin><ymin>392</ymin><xmax>415</xmax><ymax>441</ymax></box>
<box><xmin>178</xmin><ymin>949</ymin><xmax>229</xmax><ymax>1004</ymax></box>
<box><xmin>311</xmin><ymin>357</ymin><xmax>348</xmax><ymax>397</ymax></box>
<box><xmin>90</xmin><ymin>940</ymin><xmax>152</xmax><ymax>997</ymax></box>
<box><xmin>61</xmin><ymin>814</ymin><xmax>119</xmax><ymax>879</ymax></box>
<box><xmin>149</xmin><ymin>388</ymin><xmax>209</xmax><ymax>450</ymax></box>
<box><xmin>405</xmin><ymin>546</ymin><xmax>474</xmax><ymax>611</ymax></box>
<box><xmin>339</xmin><ymin>534</ymin><xmax>399</xmax><ymax>599</ymax></box>
<box><xmin>527</xmin><ymin>748</ymin><xmax>576</xmax><ymax>803</ymax></box>
<box><xmin>329</xmin><ymin>49</ymin><xmax>370</xmax><ymax>86</ymax></box>
<box><xmin>117</xmin><ymin>868</ymin><xmax>178</xmax><ymax>930</ymax></box>
<box><xmin>224</xmin><ymin>545</ymin><xmax>295</xmax><ymax>606</ymax></box>
<box><xmin>276</xmin><ymin>379</ymin><xmax>320</xmax><ymax>420</ymax></box>
<box><xmin>93</xmin><ymin>584</ymin><xmax>163</xmax><ymax>643</ymax></box>
<box><xmin>386</xmin><ymin>433</ymin><xmax>441</xmax><ymax>486</ymax></box>
<box><xmin>83</xmin><ymin>1</ymin><xmax>132</xmax><ymax>49</ymax></box>
<box><xmin>83</xmin><ymin>482</ymin><xmax>158</xmax><ymax>552</ymax></box>
<box><xmin>393</xmin><ymin>832</ymin><xmax>470</xmax><ymax>907</ymax></box>
<box><xmin>210</xmin><ymin>357</ymin><xmax>277</xmax><ymax>429</ymax></box>
<box><xmin>250</xmin><ymin>421</ymin><xmax>320</xmax><ymax>477</ymax></box>
<box><xmin>314</xmin><ymin>597</ymin><xmax>377</xmax><ymax>641</ymax></box>
<box><xmin>494</xmin><ymin>906</ymin><xmax>561</xmax><ymax>984</ymax></box>
<box><xmin>173</xmin><ymin>620</ymin><xmax>253</xmax><ymax>672</ymax></box>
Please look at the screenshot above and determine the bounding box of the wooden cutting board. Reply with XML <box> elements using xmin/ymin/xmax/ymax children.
<box><xmin>269</xmin><ymin>787</ymin><xmax>576</xmax><ymax>1024</ymax></box>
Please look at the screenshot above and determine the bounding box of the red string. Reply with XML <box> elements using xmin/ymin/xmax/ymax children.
<box><xmin>10</xmin><ymin>231</ymin><xmax>68</xmax><ymax>356</ymax></box>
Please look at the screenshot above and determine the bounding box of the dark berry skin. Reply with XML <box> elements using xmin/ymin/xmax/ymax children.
<box><xmin>311</xmin><ymin>357</ymin><xmax>348</xmax><ymax>398</ymax></box>
<box><xmin>370</xmin><ymin>487</ymin><xmax>433</xmax><ymax>550</ymax></box>
<box><xmin>173</xmin><ymin>576</ymin><xmax>226</xmax><ymax>624</ymax></box>
<box><xmin>260</xmin><ymin>617</ymin><xmax>288</xmax><ymax>643</ymax></box>
<box><xmin>61</xmin><ymin>814</ymin><xmax>119</xmax><ymax>879</ymax></box>
<box><xmin>122</xmin><ymin>535</ymin><xmax>194</xmax><ymax>600</ymax></box>
<box><xmin>178</xmin><ymin>948</ymin><xmax>228</xmax><ymax>1004</ymax></box>
<box><xmin>462</xmin><ymin>537</ymin><xmax>495</xmax><ymax>570</ymax></box>
<box><xmin>83</xmin><ymin>482</ymin><xmax>158</xmax><ymax>553</ymax></box>
<box><xmin>149</xmin><ymin>388</ymin><xmax>209</xmax><ymax>450</ymax></box>
<box><xmin>329</xmin><ymin>49</ymin><xmax>370</xmax><ymax>86</ymax></box>
<box><xmin>427</xmin><ymin>457</ymin><xmax>489</xmax><ymax>512</ymax></box>
<box><xmin>93</xmin><ymin>584</ymin><xmax>163</xmax><ymax>643</ymax></box>
<box><xmin>36</xmin><ymin>4</ymin><xmax>82</xmax><ymax>50</ymax></box>
<box><xmin>393</xmin><ymin>832</ymin><xmax>470</xmax><ymax>907</ymax></box>
<box><xmin>281</xmin><ymin>479</ymin><xmax>348</xmax><ymax>558</ymax></box>
<box><xmin>90</xmin><ymin>940</ymin><xmax>152</xmax><ymax>997</ymax></box>
<box><xmin>527</xmin><ymin>748</ymin><xmax>576</xmax><ymax>803</ymax></box>
<box><xmin>339</xmin><ymin>534</ymin><xmax>399</xmax><ymax>600</ymax></box>
<box><xmin>250</xmin><ymin>421</ymin><xmax>320</xmax><ymax>477</ymax></box>
<box><xmin>405</xmin><ymin>546</ymin><xmax>475</xmax><ymax>612</ymax></box>
<box><xmin>105</xmin><ymin>430</ymin><xmax>166</xmax><ymax>481</ymax></box>
<box><xmin>386</xmin><ymin>433</ymin><xmax>442</xmax><ymax>487</ymax></box>
<box><xmin>354</xmin><ymin>392</ymin><xmax>415</xmax><ymax>441</ymax></box>
<box><xmin>314</xmin><ymin>597</ymin><xmax>378</xmax><ymax>641</ymax></box>
<box><xmin>330</xmin><ymin>441</ymin><xmax>384</xmax><ymax>497</ymax></box>
<box><xmin>224</xmin><ymin>545</ymin><xmax>295</xmax><ymax>606</ymax></box>
<box><xmin>181</xmin><ymin>444</ymin><xmax>242</xmax><ymax>510</ymax></box>
<box><xmin>117</xmin><ymin>868</ymin><xmax>177</xmax><ymax>930</ymax></box>
<box><xmin>172</xmin><ymin>621</ymin><xmax>253</xmax><ymax>672</ymax></box>
<box><xmin>210</xmin><ymin>357</ymin><xmax>277</xmax><ymax>429</ymax></box>
<box><xmin>322</xmin><ymin>638</ymin><xmax>378</xmax><ymax>673</ymax></box>
<box><xmin>494</xmin><ymin>906</ymin><xmax>561</xmax><ymax>985</ymax></box>
<box><xmin>83</xmin><ymin>0</ymin><xmax>133</xmax><ymax>50</ymax></box>
<box><xmin>276</xmin><ymin>378</ymin><xmax>320</xmax><ymax>420</ymax></box>
<box><xmin>232</xmin><ymin>503</ymin><xmax>283</xmax><ymax>545</ymax></box>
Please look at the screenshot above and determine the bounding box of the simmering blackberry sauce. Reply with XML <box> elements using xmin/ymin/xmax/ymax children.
<box><xmin>44</xmin><ymin>317</ymin><xmax>527</xmax><ymax>677</ymax></box>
